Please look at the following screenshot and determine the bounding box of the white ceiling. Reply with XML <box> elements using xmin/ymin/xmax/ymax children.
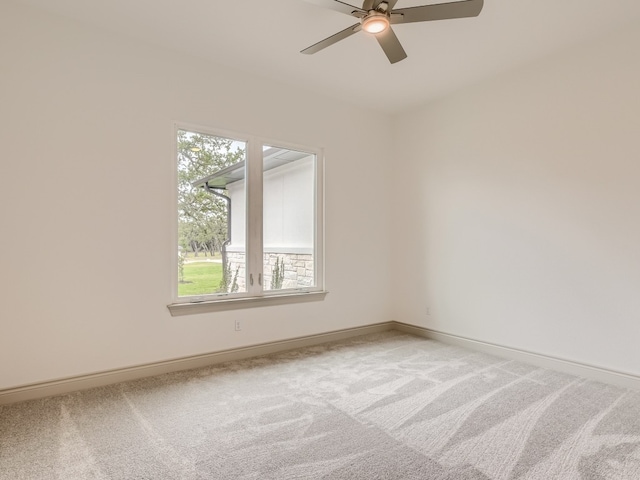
<box><xmin>16</xmin><ymin>0</ymin><xmax>640</xmax><ymax>114</ymax></box>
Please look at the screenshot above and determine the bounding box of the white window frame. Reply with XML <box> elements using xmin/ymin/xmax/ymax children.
<box><xmin>168</xmin><ymin>123</ymin><xmax>326</xmax><ymax>315</ymax></box>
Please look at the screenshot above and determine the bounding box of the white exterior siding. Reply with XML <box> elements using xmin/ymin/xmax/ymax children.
<box><xmin>226</xmin><ymin>155</ymin><xmax>315</xmax><ymax>254</ymax></box>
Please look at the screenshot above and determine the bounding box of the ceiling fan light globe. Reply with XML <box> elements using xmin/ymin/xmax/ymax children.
<box><xmin>362</xmin><ymin>15</ymin><xmax>389</xmax><ymax>34</ymax></box>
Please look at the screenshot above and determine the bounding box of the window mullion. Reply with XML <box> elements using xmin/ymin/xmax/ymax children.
<box><xmin>246</xmin><ymin>139</ymin><xmax>264</xmax><ymax>295</ymax></box>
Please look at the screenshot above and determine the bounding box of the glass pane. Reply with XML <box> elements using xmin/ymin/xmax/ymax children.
<box><xmin>262</xmin><ymin>145</ymin><xmax>316</xmax><ymax>291</ymax></box>
<box><xmin>177</xmin><ymin>129</ymin><xmax>246</xmax><ymax>297</ymax></box>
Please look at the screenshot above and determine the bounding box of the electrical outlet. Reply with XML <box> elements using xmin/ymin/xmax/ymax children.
<box><xmin>235</xmin><ymin>320</ymin><xmax>241</xmax><ymax>331</ymax></box>
<box><xmin>426</xmin><ymin>307</ymin><xmax>431</xmax><ymax>316</ymax></box>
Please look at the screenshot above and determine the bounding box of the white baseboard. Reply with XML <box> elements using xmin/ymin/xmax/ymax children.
<box><xmin>0</xmin><ymin>322</ymin><xmax>392</xmax><ymax>405</ymax></box>
<box><xmin>393</xmin><ymin>321</ymin><xmax>640</xmax><ymax>391</ymax></box>
<box><xmin>3</xmin><ymin>320</ymin><xmax>639</xmax><ymax>405</ymax></box>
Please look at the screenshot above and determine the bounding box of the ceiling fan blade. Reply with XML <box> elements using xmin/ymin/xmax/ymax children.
<box><xmin>391</xmin><ymin>0</ymin><xmax>483</xmax><ymax>24</ymax></box>
<box><xmin>301</xmin><ymin>23</ymin><xmax>362</xmax><ymax>55</ymax></box>
<box><xmin>375</xmin><ymin>27</ymin><xmax>407</xmax><ymax>64</ymax></box>
<box><xmin>303</xmin><ymin>0</ymin><xmax>366</xmax><ymax>16</ymax></box>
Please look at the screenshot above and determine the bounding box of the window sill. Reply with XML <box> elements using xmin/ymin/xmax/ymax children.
<box><xmin>167</xmin><ymin>291</ymin><xmax>328</xmax><ymax>316</ymax></box>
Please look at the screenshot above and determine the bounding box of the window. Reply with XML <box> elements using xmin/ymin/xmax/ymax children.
<box><xmin>169</xmin><ymin>125</ymin><xmax>324</xmax><ymax>314</ymax></box>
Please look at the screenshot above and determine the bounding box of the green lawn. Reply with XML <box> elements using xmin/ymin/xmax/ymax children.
<box><xmin>178</xmin><ymin>261</ymin><xmax>224</xmax><ymax>296</ymax></box>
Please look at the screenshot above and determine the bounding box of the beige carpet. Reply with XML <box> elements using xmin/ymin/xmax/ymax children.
<box><xmin>1</xmin><ymin>331</ymin><xmax>640</xmax><ymax>479</ymax></box>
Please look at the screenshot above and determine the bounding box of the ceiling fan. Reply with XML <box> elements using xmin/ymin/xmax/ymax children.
<box><xmin>301</xmin><ymin>0</ymin><xmax>484</xmax><ymax>64</ymax></box>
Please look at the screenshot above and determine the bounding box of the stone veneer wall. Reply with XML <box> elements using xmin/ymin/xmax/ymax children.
<box><xmin>225</xmin><ymin>252</ymin><xmax>314</xmax><ymax>291</ymax></box>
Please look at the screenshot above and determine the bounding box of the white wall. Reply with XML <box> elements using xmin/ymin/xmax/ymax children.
<box><xmin>392</xmin><ymin>24</ymin><xmax>640</xmax><ymax>376</ymax></box>
<box><xmin>0</xmin><ymin>2</ymin><xmax>393</xmax><ymax>389</ymax></box>
<box><xmin>4</xmin><ymin>1</ymin><xmax>639</xmax><ymax>392</ymax></box>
